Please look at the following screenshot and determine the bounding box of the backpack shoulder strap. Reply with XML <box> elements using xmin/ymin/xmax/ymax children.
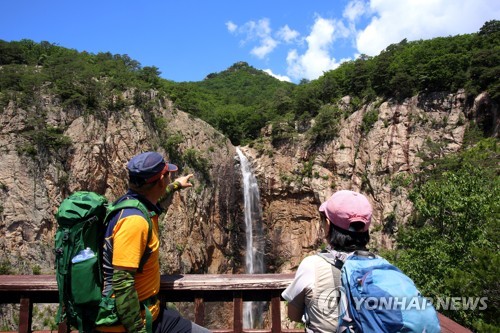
<box><xmin>317</xmin><ymin>251</ymin><xmax>357</xmax><ymax>333</ymax></box>
<box><xmin>317</xmin><ymin>250</ymin><xmax>347</xmax><ymax>270</ymax></box>
<box><xmin>106</xmin><ymin>199</ymin><xmax>154</xmax><ymax>272</ymax></box>
<box><xmin>317</xmin><ymin>251</ymin><xmax>343</xmax><ymax>300</ymax></box>
<box><xmin>107</xmin><ymin>199</ymin><xmax>153</xmax><ymax>241</ymax></box>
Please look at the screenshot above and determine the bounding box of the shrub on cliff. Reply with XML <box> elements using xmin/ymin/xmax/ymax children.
<box><xmin>385</xmin><ymin>138</ymin><xmax>499</xmax><ymax>331</ymax></box>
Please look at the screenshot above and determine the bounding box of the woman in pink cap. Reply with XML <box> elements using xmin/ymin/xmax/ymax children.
<box><xmin>281</xmin><ymin>190</ymin><xmax>373</xmax><ymax>333</ymax></box>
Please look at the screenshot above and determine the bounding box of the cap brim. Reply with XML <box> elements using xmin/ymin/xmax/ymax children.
<box><xmin>319</xmin><ymin>202</ymin><xmax>327</xmax><ymax>213</ymax></box>
<box><xmin>167</xmin><ymin>163</ymin><xmax>178</xmax><ymax>172</ymax></box>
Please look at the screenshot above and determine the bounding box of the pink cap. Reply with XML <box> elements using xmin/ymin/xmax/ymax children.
<box><xmin>319</xmin><ymin>190</ymin><xmax>372</xmax><ymax>232</ymax></box>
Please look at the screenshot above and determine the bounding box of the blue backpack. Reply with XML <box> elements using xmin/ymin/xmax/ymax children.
<box><xmin>318</xmin><ymin>250</ymin><xmax>440</xmax><ymax>333</ymax></box>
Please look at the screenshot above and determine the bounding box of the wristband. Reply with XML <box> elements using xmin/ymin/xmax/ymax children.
<box><xmin>165</xmin><ymin>181</ymin><xmax>182</xmax><ymax>195</ymax></box>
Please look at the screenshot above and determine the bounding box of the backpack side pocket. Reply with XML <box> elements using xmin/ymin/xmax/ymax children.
<box><xmin>71</xmin><ymin>256</ymin><xmax>101</xmax><ymax>304</ymax></box>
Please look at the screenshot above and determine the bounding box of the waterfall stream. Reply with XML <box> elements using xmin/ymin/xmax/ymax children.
<box><xmin>236</xmin><ymin>147</ymin><xmax>265</xmax><ymax>329</ymax></box>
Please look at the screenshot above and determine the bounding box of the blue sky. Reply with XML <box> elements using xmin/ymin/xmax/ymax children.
<box><xmin>1</xmin><ymin>0</ymin><xmax>499</xmax><ymax>83</ymax></box>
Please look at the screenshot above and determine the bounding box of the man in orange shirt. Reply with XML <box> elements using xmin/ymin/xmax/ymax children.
<box><xmin>99</xmin><ymin>151</ymin><xmax>210</xmax><ymax>333</ymax></box>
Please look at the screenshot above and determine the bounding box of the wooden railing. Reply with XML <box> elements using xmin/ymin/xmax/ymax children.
<box><xmin>0</xmin><ymin>274</ymin><xmax>472</xmax><ymax>333</ymax></box>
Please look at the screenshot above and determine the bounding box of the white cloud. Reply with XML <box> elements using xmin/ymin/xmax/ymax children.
<box><xmin>263</xmin><ymin>69</ymin><xmax>292</xmax><ymax>82</ymax></box>
<box><xmin>227</xmin><ymin>0</ymin><xmax>499</xmax><ymax>83</ymax></box>
<box><xmin>286</xmin><ymin>17</ymin><xmax>343</xmax><ymax>81</ymax></box>
<box><xmin>226</xmin><ymin>21</ymin><xmax>238</xmax><ymax>33</ymax></box>
<box><xmin>356</xmin><ymin>0</ymin><xmax>500</xmax><ymax>56</ymax></box>
<box><xmin>277</xmin><ymin>25</ymin><xmax>300</xmax><ymax>43</ymax></box>
<box><xmin>251</xmin><ymin>36</ymin><xmax>278</xmax><ymax>59</ymax></box>
<box><xmin>230</xmin><ymin>18</ymin><xmax>279</xmax><ymax>58</ymax></box>
<box><xmin>343</xmin><ymin>0</ymin><xmax>369</xmax><ymax>22</ymax></box>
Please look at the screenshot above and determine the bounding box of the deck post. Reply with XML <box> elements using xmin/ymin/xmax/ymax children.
<box><xmin>194</xmin><ymin>297</ymin><xmax>205</xmax><ymax>326</ymax></box>
<box><xmin>233</xmin><ymin>291</ymin><xmax>243</xmax><ymax>333</ymax></box>
<box><xmin>57</xmin><ymin>321</ymin><xmax>70</xmax><ymax>333</ymax></box>
<box><xmin>18</xmin><ymin>296</ymin><xmax>32</xmax><ymax>333</ymax></box>
<box><xmin>271</xmin><ymin>291</ymin><xmax>282</xmax><ymax>333</ymax></box>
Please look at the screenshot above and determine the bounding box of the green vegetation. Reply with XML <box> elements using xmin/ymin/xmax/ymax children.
<box><xmin>361</xmin><ymin>109</ymin><xmax>379</xmax><ymax>135</ymax></box>
<box><xmin>0</xmin><ymin>39</ymin><xmax>165</xmax><ymax>111</ymax></box>
<box><xmin>182</xmin><ymin>148</ymin><xmax>211</xmax><ymax>183</ymax></box>
<box><xmin>308</xmin><ymin>104</ymin><xmax>342</xmax><ymax>144</ymax></box>
<box><xmin>1</xmin><ymin>20</ymin><xmax>498</xmax><ymax>146</ymax></box>
<box><xmin>163</xmin><ymin>61</ymin><xmax>295</xmax><ymax>145</ymax></box>
<box><xmin>389</xmin><ymin>173</ymin><xmax>413</xmax><ymax>193</ymax></box>
<box><xmin>0</xmin><ymin>259</ymin><xmax>14</xmax><ymax>274</ymax></box>
<box><xmin>383</xmin><ymin>138</ymin><xmax>499</xmax><ymax>331</ymax></box>
<box><xmin>22</xmin><ymin>125</ymin><xmax>72</xmax><ymax>154</ymax></box>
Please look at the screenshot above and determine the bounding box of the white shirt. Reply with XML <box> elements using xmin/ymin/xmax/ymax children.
<box><xmin>282</xmin><ymin>255</ymin><xmax>341</xmax><ymax>333</ymax></box>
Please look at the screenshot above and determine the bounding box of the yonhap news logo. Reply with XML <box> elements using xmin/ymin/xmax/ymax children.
<box><xmin>317</xmin><ymin>286</ymin><xmax>345</xmax><ymax>316</ymax></box>
<box><xmin>317</xmin><ymin>287</ymin><xmax>488</xmax><ymax>313</ymax></box>
<box><xmin>349</xmin><ymin>296</ymin><xmax>488</xmax><ymax>311</ymax></box>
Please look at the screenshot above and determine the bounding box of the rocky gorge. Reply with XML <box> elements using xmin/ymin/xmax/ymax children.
<box><xmin>0</xmin><ymin>89</ymin><xmax>497</xmax><ymax>275</ymax></box>
<box><xmin>0</xmin><ymin>87</ymin><xmax>497</xmax><ymax>329</ymax></box>
<box><xmin>0</xmin><ymin>87</ymin><xmax>498</xmax><ymax>274</ymax></box>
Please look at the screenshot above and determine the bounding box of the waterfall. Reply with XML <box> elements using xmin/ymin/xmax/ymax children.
<box><xmin>236</xmin><ymin>147</ymin><xmax>265</xmax><ymax>329</ymax></box>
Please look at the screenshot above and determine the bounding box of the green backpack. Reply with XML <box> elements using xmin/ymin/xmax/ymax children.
<box><xmin>54</xmin><ymin>191</ymin><xmax>153</xmax><ymax>333</ymax></box>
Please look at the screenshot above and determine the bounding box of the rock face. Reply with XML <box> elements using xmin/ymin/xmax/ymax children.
<box><xmin>0</xmin><ymin>89</ymin><xmax>497</xmax><ymax>278</ymax></box>
<box><xmin>0</xmin><ymin>91</ymin><xmax>241</xmax><ymax>275</ymax></box>
<box><xmin>241</xmin><ymin>90</ymin><xmax>497</xmax><ymax>272</ymax></box>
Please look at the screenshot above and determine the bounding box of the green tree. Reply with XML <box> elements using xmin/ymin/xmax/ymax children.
<box><xmin>212</xmin><ymin>105</ymin><xmax>242</xmax><ymax>145</ymax></box>
<box><xmin>293</xmin><ymin>80</ymin><xmax>321</xmax><ymax>119</ymax></box>
<box><xmin>139</xmin><ymin>66</ymin><xmax>162</xmax><ymax>88</ymax></box>
<box><xmin>308</xmin><ymin>104</ymin><xmax>342</xmax><ymax>144</ymax></box>
<box><xmin>388</xmin><ymin>139</ymin><xmax>499</xmax><ymax>330</ymax></box>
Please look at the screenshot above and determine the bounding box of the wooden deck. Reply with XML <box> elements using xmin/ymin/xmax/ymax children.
<box><xmin>0</xmin><ymin>274</ymin><xmax>472</xmax><ymax>333</ymax></box>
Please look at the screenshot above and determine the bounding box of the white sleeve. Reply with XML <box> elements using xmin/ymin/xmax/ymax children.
<box><xmin>281</xmin><ymin>256</ymin><xmax>316</xmax><ymax>308</ymax></box>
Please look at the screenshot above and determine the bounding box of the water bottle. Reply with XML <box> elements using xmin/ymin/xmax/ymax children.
<box><xmin>71</xmin><ymin>247</ymin><xmax>95</xmax><ymax>263</ymax></box>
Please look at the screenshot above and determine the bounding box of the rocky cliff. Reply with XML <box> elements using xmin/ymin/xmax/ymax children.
<box><xmin>0</xmin><ymin>90</ymin><xmax>241</xmax><ymax>275</ymax></box>
<box><xmin>241</xmin><ymin>90</ymin><xmax>497</xmax><ymax>272</ymax></box>
<box><xmin>0</xmin><ymin>89</ymin><xmax>497</xmax><ymax>277</ymax></box>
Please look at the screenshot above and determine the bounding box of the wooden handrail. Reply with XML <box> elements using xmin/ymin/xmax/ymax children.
<box><xmin>0</xmin><ymin>274</ymin><xmax>472</xmax><ymax>333</ymax></box>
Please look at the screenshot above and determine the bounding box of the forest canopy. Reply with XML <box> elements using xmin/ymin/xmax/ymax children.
<box><xmin>1</xmin><ymin>20</ymin><xmax>499</xmax><ymax>145</ymax></box>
